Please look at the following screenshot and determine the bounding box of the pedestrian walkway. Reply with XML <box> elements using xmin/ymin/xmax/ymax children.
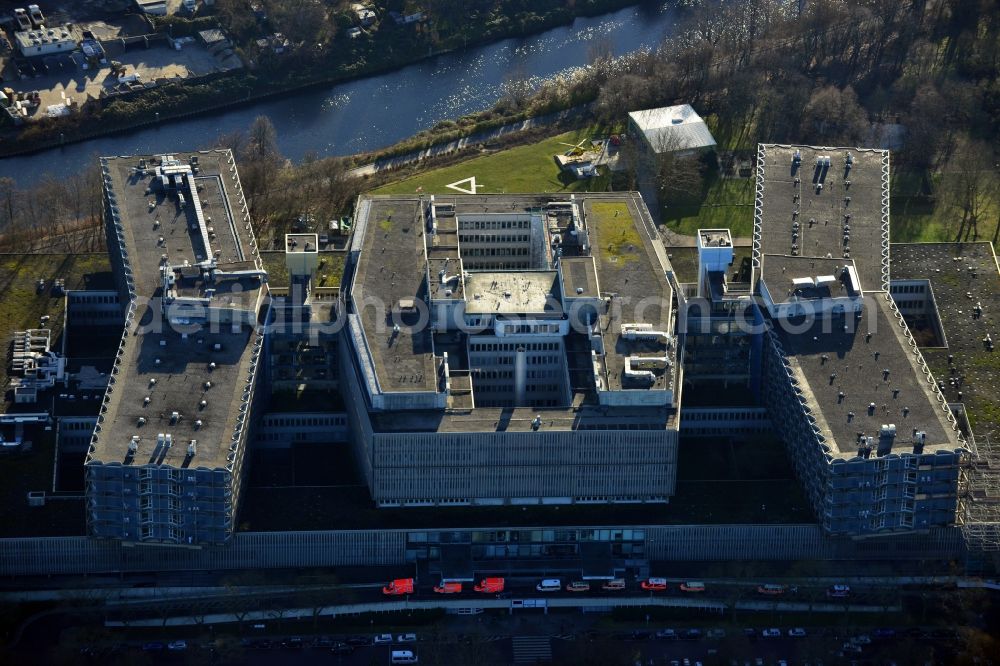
<box><xmin>512</xmin><ymin>636</ymin><xmax>552</xmax><ymax>663</ymax></box>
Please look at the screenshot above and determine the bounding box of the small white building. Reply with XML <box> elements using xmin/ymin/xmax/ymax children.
<box><xmin>628</xmin><ymin>104</ymin><xmax>717</xmax><ymax>156</ymax></box>
<box><xmin>135</xmin><ymin>0</ymin><xmax>169</xmax><ymax>15</ymax></box>
<box><xmin>14</xmin><ymin>24</ymin><xmax>77</xmax><ymax>57</ymax></box>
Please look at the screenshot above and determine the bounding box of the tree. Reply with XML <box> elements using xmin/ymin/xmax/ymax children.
<box><xmin>799</xmin><ymin>85</ymin><xmax>868</xmax><ymax>145</ymax></box>
<box><xmin>268</xmin><ymin>0</ymin><xmax>327</xmax><ymax>44</ymax></box>
<box><xmin>939</xmin><ymin>136</ymin><xmax>998</xmax><ymax>243</ymax></box>
<box><xmin>649</xmin><ymin>130</ymin><xmax>707</xmax><ymax>207</ymax></box>
<box><xmin>244</xmin><ymin>115</ymin><xmax>281</xmax><ymax>164</ymax></box>
<box><xmin>902</xmin><ymin>83</ymin><xmax>949</xmax><ymax>170</ymax></box>
<box><xmin>594</xmin><ymin>74</ymin><xmax>653</xmax><ymax>123</ymax></box>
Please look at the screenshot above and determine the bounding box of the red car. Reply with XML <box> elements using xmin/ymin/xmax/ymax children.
<box><xmin>640</xmin><ymin>577</ymin><xmax>668</xmax><ymax>591</ymax></box>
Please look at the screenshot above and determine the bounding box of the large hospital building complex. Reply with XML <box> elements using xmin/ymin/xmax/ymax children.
<box><xmin>5</xmin><ymin>142</ymin><xmax>996</xmax><ymax>576</ymax></box>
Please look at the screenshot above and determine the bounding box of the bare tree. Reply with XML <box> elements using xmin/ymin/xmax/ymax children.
<box><xmin>940</xmin><ymin>136</ymin><xmax>998</xmax><ymax>243</ymax></box>
<box><xmin>649</xmin><ymin>130</ymin><xmax>707</xmax><ymax>206</ymax></box>
<box><xmin>799</xmin><ymin>85</ymin><xmax>868</xmax><ymax>145</ymax></box>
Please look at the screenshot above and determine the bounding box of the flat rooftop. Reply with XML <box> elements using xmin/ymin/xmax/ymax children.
<box><xmin>754</xmin><ymin>145</ymin><xmax>889</xmax><ymax>292</ymax></box>
<box><xmin>464</xmin><ymin>271</ymin><xmax>561</xmax><ymax>315</ymax></box>
<box><xmin>627</xmin><ymin>104</ymin><xmax>717</xmax><ymax>152</ymax></box>
<box><xmin>560</xmin><ymin>256</ymin><xmax>600</xmax><ymax>299</ymax></box>
<box><xmin>88</xmin><ymin>152</ymin><xmax>266</xmax><ymax>470</ymax></box>
<box><xmin>890</xmin><ymin>242</ymin><xmax>1000</xmax><ymax>443</ymax></box>
<box><xmin>350</xmin><ymin>198</ymin><xmax>437</xmax><ymax>393</ymax></box>
<box><xmin>699</xmin><ymin>229</ymin><xmax>733</xmax><ymax>248</ymax></box>
<box><xmin>772</xmin><ymin>293</ymin><xmax>962</xmax><ymax>457</ymax></box>
<box><xmin>586</xmin><ymin>196</ymin><xmax>675</xmax><ymax>392</ymax></box>
<box><xmin>285</xmin><ymin>233</ymin><xmax>318</xmax><ymax>253</ymax></box>
<box><xmin>761</xmin><ymin>255</ymin><xmax>861</xmax><ymax>303</ymax></box>
<box><xmin>350</xmin><ymin>193</ymin><xmax>677</xmax><ymax>420</ymax></box>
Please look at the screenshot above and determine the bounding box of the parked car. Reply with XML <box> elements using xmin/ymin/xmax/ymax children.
<box><xmin>630</xmin><ymin>630</ymin><xmax>651</xmax><ymax>640</ymax></box>
<box><xmin>827</xmin><ymin>584</ymin><xmax>851</xmax><ymax>598</ymax></box>
<box><xmin>536</xmin><ymin>578</ymin><xmax>561</xmax><ymax>592</ymax></box>
<box><xmin>757</xmin><ymin>584</ymin><xmax>786</xmax><ymax>595</ymax></box>
<box><xmin>761</xmin><ymin>628</ymin><xmax>782</xmax><ymax>638</ymax></box>
<box><xmin>655</xmin><ymin>629</ymin><xmax>678</xmax><ymax>640</ymax></box>
<box><xmin>142</xmin><ymin>642</ymin><xmax>165</xmax><ymax>652</ymax></box>
<box><xmin>374</xmin><ymin>634</ymin><xmax>394</xmax><ymax>645</ymax></box>
<box><xmin>706</xmin><ymin>628</ymin><xmax>726</xmax><ymax>639</ymax></box>
<box><xmin>681</xmin><ymin>628</ymin><xmax>703</xmax><ymax>640</ymax></box>
<box><xmin>680</xmin><ymin>581</ymin><xmax>705</xmax><ymax>593</ymax></box>
<box><xmin>873</xmin><ymin>628</ymin><xmax>896</xmax><ymax>639</ymax></box>
<box><xmin>330</xmin><ymin>642</ymin><xmax>354</xmax><ymax>655</ymax></box>
<box><xmin>788</xmin><ymin>628</ymin><xmax>807</xmax><ymax>637</ymax></box>
<box><xmin>602</xmin><ymin>578</ymin><xmax>626</xmax><ymax>591</ymax></box>
<box><xmin>565</xmin><ymin>581</ymin><xmax>591</xmax><ymax>592</ymax></box>
<box><xmin>345</xmin><ymin>635</ymin><xmax>370</xmax><ymax>646</ymax></box>
<box><xmin>281</xmin><ymin>637</ymin><xmax>304</xmax><ymax>649</ymax></box>
<box><xmin>433</xmin><ymin>582</ymin><xmax>462</xmax><ymax>594</ymax></box>
<box><xmin>641</xmin><ymin>577</ymin><xmax>668</xmax><ymax>591</ymax></box>
<box><xmin>166</xmin><ymin>640</ymin><xmax>187</xmax><ymax>651</ymax></box>
<box><xmin>396</xmin><ymin>634</ymin><xmax>417</xmax><ymax>643</ymax></box>
<box><xmin>474</xmin><ymin>577</ymin><xmax>505</xmax><ymax>593</ymax></box>
<box><xmin>383</xmin><ymin>578</ymin><xmax>414</xmax><ymax>595</ymax></box>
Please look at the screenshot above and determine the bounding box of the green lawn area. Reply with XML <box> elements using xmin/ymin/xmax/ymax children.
<box><xmin>662</xmin><ymin>176</ymin><xmax>756</xmax><ymax>239</ymax></box>
<box><xmin>589</xmin><ymin>200</ymin><xmax>644</xmax><ymax>267</ymax></box>
<box><xmin>372</xmin><ymin>126</ymin><xmax>612</xmax><ymax>195</ymax></box>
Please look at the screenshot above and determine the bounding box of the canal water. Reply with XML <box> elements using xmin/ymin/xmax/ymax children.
<box><xmin>1</xmin><ymin>2</ymin><xmax>679</xmax><ymax>186</ymax></box>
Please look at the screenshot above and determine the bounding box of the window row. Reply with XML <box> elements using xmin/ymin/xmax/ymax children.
<box><xmin>462</xmin><ymin>247</ymin><xmax>530</xmax><ymax>257</ymax></box>
<box><xmin>891</xmin><ymin>283</ymin><xmax>926</xmax><ymax>294</ymax></box>
<box><xmin>460</xmin><ymin>234</ymin><xmax>530</xmax><ymax>243</ymax></box>
<box><xmin>460</xmin><ymin>219</ymin><xmax>530</xmax><ymax>230</ymax></box>
<box><xmin>470</xmin><ymin>342</ymin><xmax>560</xmax><ymax>352</ymax></box>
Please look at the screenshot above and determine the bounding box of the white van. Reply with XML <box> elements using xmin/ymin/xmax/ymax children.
<box><xmin>391</xmin><ymin>650</ymin><xmax>419</xmax><ymax>664</ymax></box>
<box><xmin>536</xmin><ymin>578</ymin><xmax>561</xmax><ymax>592</ymax></box>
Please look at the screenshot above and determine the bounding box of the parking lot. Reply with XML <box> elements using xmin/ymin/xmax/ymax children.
<box><xmin>2</xmin><ymin>40</ymin><xmax>237</xmax><ymax>118</ymax></box>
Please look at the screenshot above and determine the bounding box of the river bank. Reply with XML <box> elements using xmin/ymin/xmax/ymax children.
<box><xmin>0</xmin><ymin>0</ymin><xmax>653</xmax><ymax>161</ymax></box>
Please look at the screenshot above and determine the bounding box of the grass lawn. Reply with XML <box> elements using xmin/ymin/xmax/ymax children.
<box><xmin>372</xmin><ymin>126</ymin><xmax>612</xmax><ymax>196</ymax></box>
<box><xmin>662</xmin><ymin>176</ymin><xmax>756</xmax><ymax>239</ymax></box>
<box><xmin>589</xmin><ymin>200</ymin><xmax>643</xmax><ymax>265</ymax></box>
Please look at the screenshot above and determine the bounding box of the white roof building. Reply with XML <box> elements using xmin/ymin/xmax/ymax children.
<box><xmin>628</xmin><ymin>104</ymin><xmax>717</xmax><ymax>154</ymax></box>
